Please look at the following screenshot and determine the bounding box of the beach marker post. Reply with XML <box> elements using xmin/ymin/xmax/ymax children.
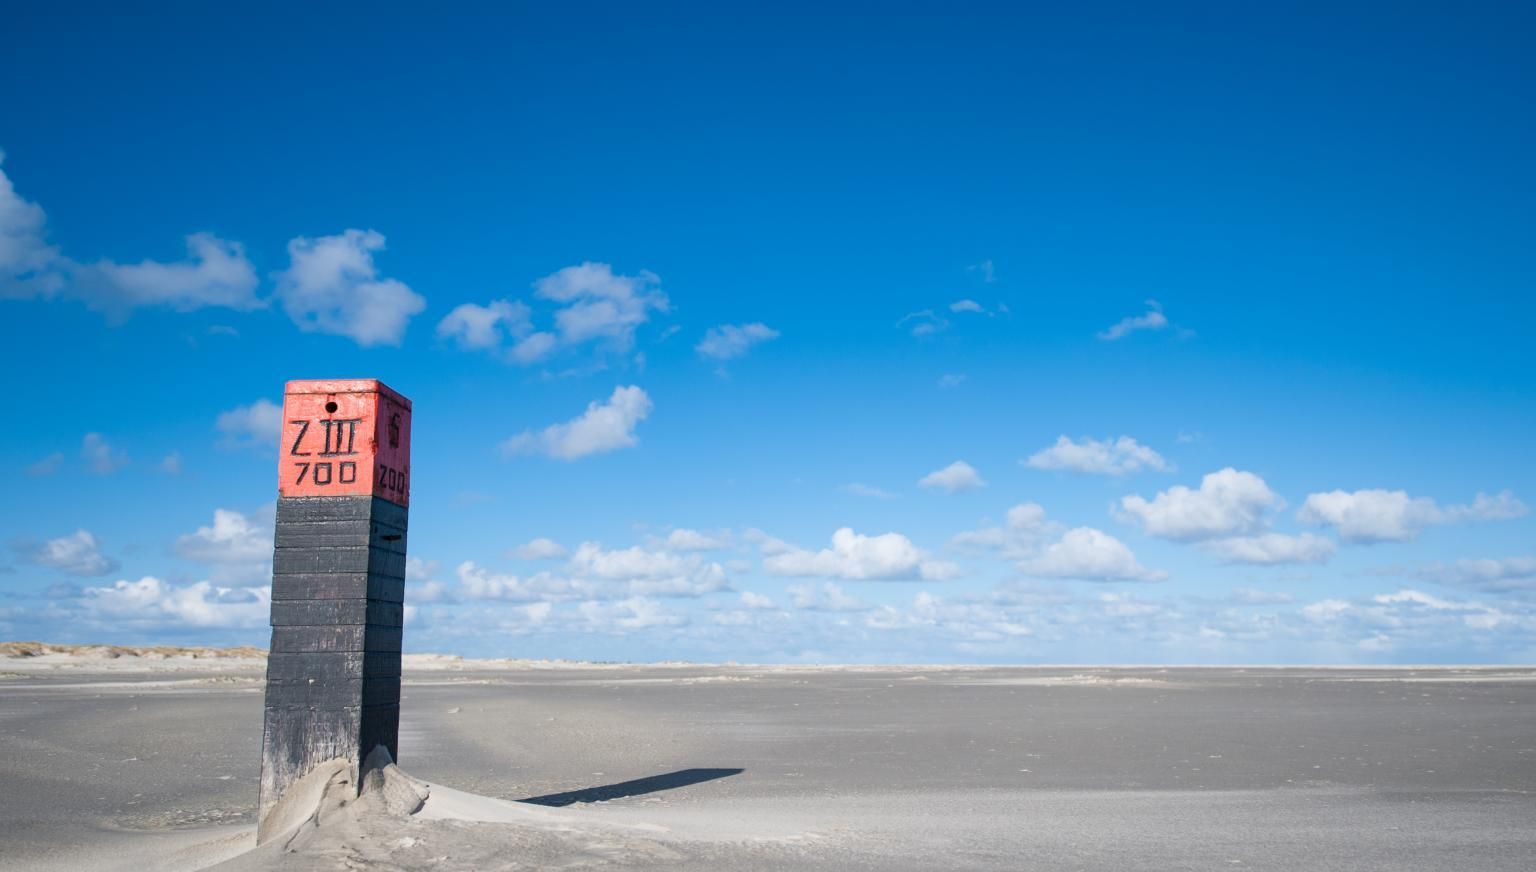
<box><xmin>257</xmin><ymin>379</ymin><xmax>412</xmax><ymax>841</ymax></box>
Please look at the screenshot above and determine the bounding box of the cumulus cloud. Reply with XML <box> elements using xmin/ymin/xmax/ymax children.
<box><xmin>567</xmin><ymin>541</ymin><xmax>729</xmax><ymax>597</ymax></box>
<box><xmin>762</xmin><ymin>528</ymin><xmax>959</xmax><ymax>581</ymax></box>
<box><xmin>1202</xmin><ymin>533</ymin><xmax>1336</xmax><ymax>566</ymax></box>
<box><xmin>216</xmin><ymin>399</ymin><xmax>283</xmax><ymax>449</ymax></box>
<box><xmin>1298</xmin><ymin>588</ymin><xmax>1521</xmax><ymax>649</ymax></box>
<box><xmin>1025</xmin><ymin>435</ymin><xmax>1169</xmax><ymax>476</ymax></box>
<box><xmin>535</xmin><ymin>262</ymin><xmax>668</xmax><ymax>349</ymax></box>
<box><xmin>81</xmin><ymin>576</ymin><xmax>270</xmax><ymax>628</ymax></box>
<box><xmin>436</xmin><ymin>299</ymin><xmax>532</xmax><ymax>351</ymax></box>
<box><xmin>949</xmin><ymin>299</ymin><xmax>984</xmax><ymax>313</ymax></box>
<box><xmin>788</xmin><ymin>582</ymin><xmax>864</xmax><ymax>611</ymax></box>
<box><xmin>1</xmin><ymin>155</ymin><xmax>258</xmax><ymax>312</ymax></box>
<box><xmin>662</xmin><ymin>529</ymin><xmax>731</xmax><ymax>551</ymax></box>
<box><xmin>1229</xmin><ymin>587</ymin><xmax>1295</xmax><ymax>605</ymax></box>
<box><xmin>0</xmin><ymin>152</ymin><xmax>63</xmax><ymax>298</ymax></box>
<box><xmin>81</xmin><ymin>233</ymin><xmax>260</xmax><ymax>313</ymax></box>
<box><xmin>1297</xmin><ymin>488</ymin><xmax>1528</xmax><ymax>543</ymax></box>
<box><xmin>918</xmin><ymin>460</ymin><xmax>986</xmax><ymax>493</ymax></box>
<box><xmin>81</xmin><ymin>433</ymin><xmax>127</xmax><ymax>475</ymax></box>
<box><xmin>951</xmin><ymin>502</ymin><xmax>1057</xmax><ymax>557</ymax></box>
<box><xmin>502</xmin><ymin>385</ymin><xmax>653</xmax><ymax>460</ymax></box>
<box><xmin>512</xmin><ymin>537</ymin><xmax>568</xmax><ymax>560</ymax></box>
<box><xmin>577</xmin><ymin>597</ymin><xmax>686</xmax><ymax>631</ymax></box>
<box><xmin>1097</xmin><ymin>299</ymin><xmax>1168</xmax><ymax>340</ymax></box>
<box><xmin>696</xmin><ymin>323</ymin><xmax>780</xmax><ymax>361</ymax></box>
<box><xmin>1018</xmin><ymin>527</ymin><xmax>1166</xmax><ymax>582</ymax></box>
<box><xmin>455</xmin><ymin>561</ymin><xmax>587</xmax><ymax>603</ymax></box>
<box><xmin>740</xmin><ymin>591</ymin><xmax>776</xmax><ymax>609</ymax></box>
<box><xmin>275</xmin><ymin>229</ymin><xmax>425</xmax><ymax>346</ymax></box>
<box><xmin>16</xmin><ymin>530</ymin><xmax>118</xmax><ymax>577</ymax></box>
<box><xmin>440</xmin><ymin>264</ymin><xmax>669</xmax><ymax>365</ymax></box>
<box><xmin>1118</xmin><ymin>468</ymin><xmax>1282</xmax><ymax>541</ymax></box>
<box><xmin>1412</xmin><ymin>557</ymin><xmax>1536</xmax><ymax>594</ymax></box>
<box><xmin>175</xmin><ymin>507</ymin><xmax>273</xmax><ymax>566</ymax></box>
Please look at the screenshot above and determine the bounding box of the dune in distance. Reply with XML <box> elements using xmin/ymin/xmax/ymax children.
<box><xmin>2</xmin><ymin>643</ymin><xmax>1534</xmax><ymax>871</ymax></box>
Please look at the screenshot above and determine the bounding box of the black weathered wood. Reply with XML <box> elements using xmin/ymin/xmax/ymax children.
<box><xmin>270</xmin><ymin>572</ymin><xmax>405</xmax><ymax>603</ymax></box>
<box><xmin>269</xmin><ymin>624</ymin><xmax>403</xmax><ymax>653</ymax></box>
<box><xmin>272</xmin><ymin>546</ymin><xmax>406</xmax><ymax>577</ymax></box>
<box><xmin>265</xmin><ymin>651</ymin><xmax>401</xmax><ymax>681</ymax></box>
<box><xmin>260</xmin><ymin>493</ymin><xmax>408</xmax><ymax>840</ymax></box>
<box><xmin>270</xmin><ymin>599</ymin><xmax>404</xmax><ymax>627</ymax></box>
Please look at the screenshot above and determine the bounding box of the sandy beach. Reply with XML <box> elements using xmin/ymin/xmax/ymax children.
<box><xmin>2</xmin><ymin>647</ymin><xmax>1534</xmax><ymax>870</ymax></box>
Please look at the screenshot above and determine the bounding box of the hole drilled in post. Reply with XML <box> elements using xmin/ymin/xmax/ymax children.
<box><xmin>324</xmin><ymin>401</ymin><xmax>339</xmax><ymax>413</ymax></box>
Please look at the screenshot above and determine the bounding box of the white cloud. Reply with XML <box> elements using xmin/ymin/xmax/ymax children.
<box><xmin>0</xmin><ymin>155</ymin><xmax>257</xmax><ymax>313</ymax></box>
<box><xmin>159</xmin><ymin>452</ymin><xmax>183</xmax><ymax>475</ymax></box>
<box><xmin>436</xmin><ymin>299</ymin><xmax>531</xmax><ymax>351</ymax></box>
<box><xmin>1097</xmin><ymin>299</ymin><xmax>1168</xmax><ymax>340</ymax></box>
<box><xmin>82</xmin><ymin>233</ymin><xmax>260</xmax><ymax>312</ymax></box>
<box><xmin>441</xmin><ymin>264</ymin><xmax>669</xmax><ymax>365</ymax></box>
<box><xmin>455</xmin><ymin>561</ymin><xmax>586</xmax><ymax>603</ymax></box>
<box><xmin>898</xmin><ymin>309</ymin><xmax>948</xmax><ymax>337</ymax></box>
<box><xmin>937</xmin><ymin>373</ymin><xmax>966</xmax><ymax>389</ymax></box>
<box><xmin>1018</xmin><ymin>527</ymin><xmax>1166</xmax><ymax>582</ymax></box>
<box><xmin>81</xmin><ymin>433</ymin><xmax>127</xmax><ymax>475</ymax></box>
<box><xmin>174</xmin><ymin>507</ymin><xmax>274</xmax><ymax>566</ymax></box>
<box><xmin>740</xmin><ymin>591</ymin><xmax>776</xmax><ymax>609</ymax></box>
<box><xmin>0</xmin><ymin>151</ymin><xmax>62</xmax><ymax>298</ymax></box>
<box><xmin>18</xmin><ymin>530</ymin><xmax>118</xmax><ymax>577</ymax></box>
<box><xmin>968</xmin><ymin>260</ymin><xmax>996</xmax><ymax>283</ymax></box>
<box><xmin>1118</xmin><ymin>468</ymin><xmax>1282</xmax><ymax>541</ymax></box>
<box><xmin>1413</xmin><ymin>557</ymin><xmax>1536</xmax><ymax>593</ymax></box>
<box><xmin>1229</xmin><ymin>587</ymin><xmax>1294</xmax><ymax>605</ymax></box>
<box><xmin>1297</xmin><ymin>488</ymin><xmax>1527</xmax><ymax>543</ymax></box>
<box><xmin>406</xmin><ymin>557</ymin><xmax>441</xmax><ymax>582</ymax></box>
<box><xmin>763</xmin><ymin>527</ymin><xmax>959</xmax><ymax>581</ymax></box>
<box><xmin>81</xmin><ymin>576</ymin><xmax>270</xmax><ymax>628</ymax></box>
<box><xmin>502</xmin><ymin>385</ymin><xmax>653</xmax><ymax>460</ymax></box>
<box><xmin>567</xmin><ymin>541</ymin><xmax>729</xmax><ymax>597</ymax></box>
<box><xmin>1203</xmin><ymin>533</ymin><xmax>1336</xmax><ymax>566</ymax></box>
<box><xmin>949</xmin><ymin>299</ymin><xmax>983</xmax><ymax>313</ymax></box>
<box><xmin>25</xmin><ymin>452</ymin><xmax>63</xmax><ymax>478</ymax></box>
<box><xmin>1298</xmin><ymin>589</ymin><xmax>1520</xmax><ymax>645</ymax></box>
<box><xmin>533</xmin><ymin>261</ymin><xmax>668</xmax><ymax>357</ymax></box>
<box><xmin>918</xmin><ymin>460</ymin><xmax>986</xmax><ymax>493</ymax></box>
<box><xmin>1025</xmin><ymin>435</ymin><xmax>1169</xmax><ymax>476</ymax></box>
<box><xmin>788</xmin><ymin>582</ymin><xmax>864</xmax><ymax>611</ymax></box>
<box><xmin>951</xmin><ymin>502</ymin><xmax>1056</xmax><ymax>557</ymax></box>
<box><xmin>275</xmin><ymin>229</ymin><xmax>425</xmax><ymax>346</ymax></box>
<box><xmin>216</xmin><ymin>399</ymin><xmax>282</xmax><ymax>449</ymax></box>
<box><xmin>577</xmin><ymin>597</ymin><xmax>686</xmax><ymax>631</ymax></box>
<box><xmin>512</xmin><ymin>538</ymin><xmax>568</xmax><ymax>560</ymax></box>
<box><xmin>696</xmin><ymin>323</ymin><xmax>780</xmax><ymax>360</ymax></box>
<box><xmin>663</xmin><ymin>529</ymin><xmax>731</xmax><ymax>551</ymax></box>
<box><xmin>842</xmin><ymin>483</ymin><xmax>899</xmax><ymax>500</ymax></box>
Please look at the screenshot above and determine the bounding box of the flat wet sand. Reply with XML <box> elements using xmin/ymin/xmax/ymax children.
<box><xmin>2</xmin><ymin>662</ymin><xmax>1533</xmax><ymax>870</ymax></box>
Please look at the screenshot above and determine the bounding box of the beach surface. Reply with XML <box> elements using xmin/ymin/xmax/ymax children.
<box><xmin>2</xmin><ymin>646</ymin><xmax>1533</xmax><ymax>870</ymax></box>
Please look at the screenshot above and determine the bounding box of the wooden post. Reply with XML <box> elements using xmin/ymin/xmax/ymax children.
<box><xmin>257</xmin><ymin>379</ymin><xmax>412</xmax><ymax>841</ymax></box>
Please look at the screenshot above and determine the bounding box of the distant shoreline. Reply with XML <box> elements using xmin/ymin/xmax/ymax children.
<box><xmin>3</xmin><ymin>641</ymin><xmax>1532</xmax><ymax>670</ymax></box>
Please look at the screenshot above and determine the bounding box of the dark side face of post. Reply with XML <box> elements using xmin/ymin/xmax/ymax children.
<box><xmin>258</xmin><ymin>379</ymin><xmax>411</xmax><ymax>840</ymax></box>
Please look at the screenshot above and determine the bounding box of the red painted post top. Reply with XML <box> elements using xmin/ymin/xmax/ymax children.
<box><xmin>278</xmin><ymin>379</ymin><xmax>411</xmax><ymax>506</ymax></box>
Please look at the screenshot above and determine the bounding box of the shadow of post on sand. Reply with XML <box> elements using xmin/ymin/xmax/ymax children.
<box><xmin>517</xmin><ymin>768</ymin><xmax>745</xmax><ymax>807</ymax></box>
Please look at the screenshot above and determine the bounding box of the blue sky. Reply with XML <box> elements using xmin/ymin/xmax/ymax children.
<box><xmin>2</xmin><ymin>2</ymin><xmax>1533</xmax><ymax>663</ymax></box>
